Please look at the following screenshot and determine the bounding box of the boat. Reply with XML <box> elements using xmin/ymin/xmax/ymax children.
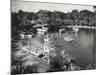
<box><xmin>64</xmin><ymin>35</ymin><xmax>74</xmax><ymax>42</ymax></box>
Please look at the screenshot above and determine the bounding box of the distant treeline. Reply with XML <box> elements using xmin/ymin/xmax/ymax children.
<box><xmin>11</xmin><ymin>9</ymin><xmax>96</xmax><ymax>33</ymax></box>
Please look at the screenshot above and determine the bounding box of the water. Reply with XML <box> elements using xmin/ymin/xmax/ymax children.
<box><xmin>54</xmin><ymin>29</ymin><xmax>96</xmax><ymax>66</ymax></box>
<box><xmin>12</xmin><ymin>29</ymin><xmax>96</xmax><ymax>72</ymax></box>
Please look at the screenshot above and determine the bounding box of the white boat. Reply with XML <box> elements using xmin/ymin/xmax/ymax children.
<box><xmin>64</xmin><ymin>36</ymin><xmax>74</xmax><ymax>42</ymax></box>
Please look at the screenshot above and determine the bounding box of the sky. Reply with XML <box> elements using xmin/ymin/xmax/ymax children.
<box><xmin>11</xmin><ymin>0</ymin><xmax>95</xmax><ymax>13</ymax></box>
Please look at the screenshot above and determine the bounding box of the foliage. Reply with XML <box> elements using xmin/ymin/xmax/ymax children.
<box><xmin>11</xmin><ymin>9</ymin><xmax>96</xmax><ymax>33</ymax></box>
<box><xmin>11</xmin><ymin>53</ymin><xmax>38</xmax><ymax>74</ymax></box>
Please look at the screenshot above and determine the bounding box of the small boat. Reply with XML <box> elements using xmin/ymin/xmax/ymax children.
<box><xmin>64</xmin><ymin>36</ymin><xmax>74</xmax><ymax>42</ymax></box>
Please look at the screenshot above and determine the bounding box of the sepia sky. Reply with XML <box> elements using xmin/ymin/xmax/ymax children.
<box><xmin>11</xmin><ymin>0</ymin><xmax>95</xmax><ymax>13</ymax></box>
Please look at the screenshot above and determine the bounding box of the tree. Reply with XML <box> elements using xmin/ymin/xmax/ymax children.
<box><xmin>36</xmin><ymin>10</ymin><xmax>50</xmax><ymax>24</ymax></box>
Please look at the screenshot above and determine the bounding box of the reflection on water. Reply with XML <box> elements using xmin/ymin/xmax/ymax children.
<box><xmin>54</xmin><ymin>29</ymin><xmax>96</xmax><ymax>66</ymax></box>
